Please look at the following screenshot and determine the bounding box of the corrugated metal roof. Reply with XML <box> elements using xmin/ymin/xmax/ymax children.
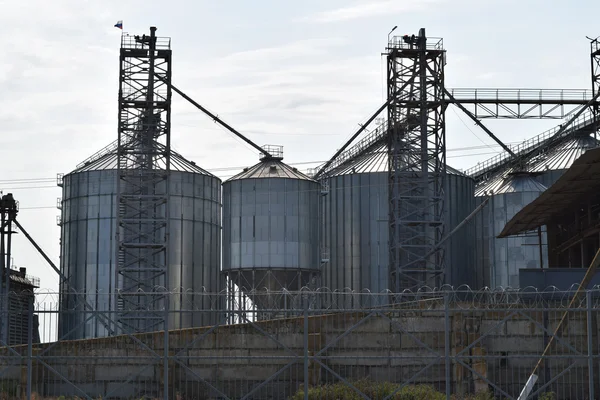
<box><xmin>493</xmin><ymin>173</ymin><xmax>547</xmax><ymax>194</ymax></box>
<box><xmin>528</xmin><ymin>135</ymin><xmax>598</xmax><ymax>172</ymax></box>
<box><xmin>499</xmin><ymin>147</ymin><xmax>600</xmax><ymax>238</ymax></box>
<box><xmin>71</xmin><ymin>140</ymin><xmax>216</xmax><ymax>177</ymax></box>
<box><xmin>475</xmin><ymin>171</ymin><xmax>510</xmax><ymax>196</ymax></box>
<box><xmin>323</xmin><ymin>142</ymin><xmax>467</xmax><ymax>177</ymax></box>
<box><xmin>226</xmin><ymin>158</ymin><xmax>315</xmax><ymax>181</ymax></box>
<box><xmin>475</xmin><ymin>169</ymin><xmax>548</xmax><ymax>196</ymax></box>
<box><xmin>475</xmin><ymin>135</ymin><xmax>599</xmax><ymax>196</ymax></box>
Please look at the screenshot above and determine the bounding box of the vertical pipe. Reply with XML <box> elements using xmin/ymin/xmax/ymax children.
<box><xmin>444</xmin><ymin>293</ymin><xmax>451</xmax><ymax>399</ymax></box>
<box><xmin>114</xmin><ymin>18</ymin><xmax>125</xmax><ymax>338</ymax></box>
<box><xmin>142</xmin><ymin>25</ymin><xmax>170</xmax><ymax>399</ymax></box>
<box><xmin>542</xmin><ymin>309</ymin><xmax>550</xmax><ymax>388</ymax></box>
<box><xmin>419</xmin><ymin>28</ymin><xmax>430</xmax><ymax>286</ymax></box>
<box><xmin>538</xmin><ymin>226</ymin><xmax>544</xmax><ymax>269</ymax></box>
<box><xmin>27</xmin><ymin>299</ymin><xmax>33</xmax><ymax>400</ymax></box>
<box><xmin>587</xmin><ymin>290</ymin><xmax>595</xmax><ymax>399</ymax></box>
<box><xmin>303</xmin><ymin>296</ymin><xmax>309</xmax><ymax>400</ymax></box>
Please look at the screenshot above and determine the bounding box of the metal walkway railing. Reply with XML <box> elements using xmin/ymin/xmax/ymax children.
<box><xmin>319</xmin><ymin>118</ymin><xmax>389</xmax><ymax>176</ymax></box>
<box><xmin>448</xmin><ymin>88</ymin><xmax>593</xmax><ymax>103</ymax></box>
<box><xmin>465</xmin><ymin>110</ymin><xmax>597</xmax><ymax>178</ymax></box>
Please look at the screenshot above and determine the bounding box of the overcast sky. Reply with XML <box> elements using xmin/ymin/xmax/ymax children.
<box><xmin>0</xmin><ymin>0</ymin><xmax>598</xmax><ymax>296</ymax></box>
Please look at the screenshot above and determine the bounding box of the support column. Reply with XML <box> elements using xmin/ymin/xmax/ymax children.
<box><xmin>591</xmin><ymin>37</ymin><xmax>600</xmax><ymax>140</ymax></box>
<box><xmin>115</xmin><ymin>27</ymin><xmax>172</xmax><ymax>334</ymax></box>
<box><xmin>387</xmin><ymin>28</ymin><xmax>447</xmax><ymax>291</ymax></box>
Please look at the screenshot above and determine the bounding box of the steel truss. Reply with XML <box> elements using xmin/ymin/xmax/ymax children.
<box><xmin>387</xmin><ymin>29</ymin><xmax>446</xmax><ymax>291</ymax></box>
<box><xmin>225</xmin><ymin>269</ymin><xmax>320</xmax><ymax>321</ymax></box>
<box><xmin>116</xmin><ymin>27</ymin><xmax>172</xmax><ymax>334</ymax></box>
<box><xmin>447</xmin><ymin>88</ymin><xmax>594</xmax><ymax>119</ymax></box>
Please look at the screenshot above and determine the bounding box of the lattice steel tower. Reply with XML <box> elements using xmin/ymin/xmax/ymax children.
<box><xmin>116</xmin><ymin>27</ymin><xmax>172</xmax><ymax>333</ymax></box>
<box><xmin>386</xmin><ymin>28</ymin><xmax>446</xmax><ymax>291</ymax></box>
<box><xmin>592</xmin><ymin>37</ymin><xmax>600</xmax><ymax>137</ymax></box>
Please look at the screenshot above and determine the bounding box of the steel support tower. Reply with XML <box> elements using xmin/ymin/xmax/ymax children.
<box><xmin>592</xmin><ymin>37</ymin><xmax>600</xmax><ymax>138</ymax></box>
<box><xmin>0</xmin><ymin>194</ymin><xmax>17</xmax><ymax>344</ymax></box>
<box><xmin>386</xmin><ymin>28</ymin><xmax>446</xmax><ymax>291</ymax></box>
<box><xmin>116</xmin><ymin>27</ymin><xmax>172</xmax><ymax>333</ymax></box>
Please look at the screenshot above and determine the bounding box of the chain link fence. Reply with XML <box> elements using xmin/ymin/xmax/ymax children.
<box><xmin>0</xmin><ymin>287</ymin><xmax>598</xmax><ymax>399</ymax></box>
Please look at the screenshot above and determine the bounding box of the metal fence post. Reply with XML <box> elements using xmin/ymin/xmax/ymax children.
<box><xmin>444</xmin><ymin>293</ymin><xmax>451</xmax><ymax>400</ymax></box>
<box><xmin>303</xmin><ymin>295</ymin><xmax>309</xmax><ymax>400</ymax></box>
<box><xmin>587</xmin><ymin>290</ymin><xmax>595</xmax><ymax>400</ymax></box>
<box><xmin>164</xmin><ymin>296</ymin><xmax>170</xmax><ymax>400</ymax></box>
<box><xmin>27</xmin><ymin>298</ymin><xmax>33</xmax><ymax>400</ymax></box>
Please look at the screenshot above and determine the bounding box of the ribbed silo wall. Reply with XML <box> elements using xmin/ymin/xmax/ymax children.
<box><xmin>535</xmin><ymin>169</ymin><xmax>566</xmax><ymax>188</ymax></box>
<box><xmin>321</xmin><ymin>171</ymin><xmax>475</xmax><ymax>294</ymax></box>
<box><xmin>322</xmin><ymin>172</ymin><xmax>389</xmax><ymax>294</ymax></box>
<box><xmin>444</xmin><ymin>173</ymin><xmax>476</xmax><ymax>288</ymax></box>
<box><xmin>222</xmin><ymin>177</ymin><xmax>320</xmax><ymax>285</ymax></box>
<box><xmin>474</xmin><ymin>190</ymin><xmax>547</xmax><ymax>289</ymax></box>
<box><xmin>473</xmin><ymin>196</ymin><xmax>491</xmax><ymax>289</ymax></box>
<box><xmin>59</xmin><ymin>170</ymin><xmax>222</xmax><ymax>340</ymax></box>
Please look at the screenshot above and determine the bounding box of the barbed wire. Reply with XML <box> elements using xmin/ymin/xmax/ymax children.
<box><xmin>16</xmin><ymin>285</ymin><xmax>600</xmax><ymax>312</ymax></box>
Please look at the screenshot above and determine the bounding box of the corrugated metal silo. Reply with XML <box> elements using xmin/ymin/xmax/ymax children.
<box><xmin>222</xmin><ymin>146</ymin><xmax>320</xmax><ymax>316</ymax></box>
<box><xmin>474</xmin><ymin>173</ymin><xmax>547</xmax><ymax>288</ymax></box>
<box><xmin>58</xmin><ymin>142</ymin><xmax>222</xmax><ymax>339</ymax></box>
<box><xmin>320</xmin><ymin>143</ymin><xmax>476</xmax><ymax>294</ymax></box>
<box><xmin>472</xmin><ymin>134</ymin><xmax>598</xmax><ymax>288</ymax></box>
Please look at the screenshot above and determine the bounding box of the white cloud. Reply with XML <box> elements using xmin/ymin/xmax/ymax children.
<box><xmin>303</xmin><ymin>0</ymin><xmax>442</xmax><ymax>23</ymax></box>
<box><xmin>0</xmin><ymin>0</ymin><xmax>593</xmax><ymax>298</ymax></box>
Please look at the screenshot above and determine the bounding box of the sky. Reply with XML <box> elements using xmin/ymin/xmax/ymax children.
<box><xmin>0</xmin><ymin>0</ymin><xmax>598</xmax><ymax>301</ymax></box>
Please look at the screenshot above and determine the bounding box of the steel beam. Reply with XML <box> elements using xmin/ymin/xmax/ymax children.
<box><xmin>163</xmin><ymin>78</ymin><xmax>273</xmax><ymax>159</ymax></box>
<box><xmin>445</xmin><ymin>88</ymin><xmax>515</xmax><ymax>156</ymax></box>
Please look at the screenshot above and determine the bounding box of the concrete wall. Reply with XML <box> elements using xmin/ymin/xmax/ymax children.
<box><xmin>0</xmin><ymin>305</ymin><xmax>597</xmax><ymax>399</ymax></box>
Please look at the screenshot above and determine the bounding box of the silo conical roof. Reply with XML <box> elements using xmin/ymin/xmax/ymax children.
<box><xmin>70</xmin><ymin>139</ymin><xmax>216</xmax><ymax>177</ymax></box>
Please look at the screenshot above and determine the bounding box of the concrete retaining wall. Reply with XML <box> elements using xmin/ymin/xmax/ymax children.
<box><xmin>0</xmin><ymin>306</ymin><xmax>597</xmax><ymax>399</ymax></box>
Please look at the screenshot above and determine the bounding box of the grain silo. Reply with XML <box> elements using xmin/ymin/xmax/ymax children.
<box><xmin>471</xmin><ymin>131</ymin><xmax>599</xmax><ymax>289</ymax></box>
<box><xmin>474</xmin><ymin>173</ymin><xmax>547</xmax><ymax>288</ymax></box>
<box><xmin>319</xmin><ymin>141</ymin><xmax>476</xmax><ymax>295</ymax></box>
<box><xmin>222</xmin><ymin>146</ymin><xmax>320</xmax><ymax>318</ymax></box>
<box><xmin>58</xmin><ymin>142</ymin><xmax>222</xmax><ymax>339</ymax></box>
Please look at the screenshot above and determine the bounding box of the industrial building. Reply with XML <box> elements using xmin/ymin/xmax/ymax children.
<box><xmin>470</xmin><ymin>120</ymin><xmax>599</xmax><ymax>288</ymax></box>
<box><xmin>499</xmin><ymin>146</ymin><xmax>600</xmax><ymax>288</ymax></box>
<box><xmin>0</xmin><ymin>193</ymin><xmax>41</xmax><ymax>346</ymax></box>
<box><xmin>0</xmin><ymin>266</ymin><xmax>40</xmax><ymax>346</ymax></box>
<box><xmin>43</xmin><ymin>26</ymin><xmax>599</xmax><ymax>340</ymax></box>
<box><xmin>1</xmin><ymin>23</ymin><xmax>600</xmax><ymax>399</ymax></box>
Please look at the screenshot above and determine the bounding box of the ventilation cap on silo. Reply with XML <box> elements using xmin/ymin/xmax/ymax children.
<box><xmin>259</xmin><ymin>145</ymin><xmax>284</xmax><ymax>161</ymax></box>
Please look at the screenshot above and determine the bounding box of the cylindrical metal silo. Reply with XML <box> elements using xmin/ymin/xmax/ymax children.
<box><xmin>474</xmin><ymin>172</ymin><xmax>547</xmax><ymax>289</ymax></box>
<box><xmin>58</xmin><ymin>146</ymin><xmax>222</xmax><ymax>340</ymax></box>
<box><xmin>320</xmin><ymin>147</ymin><xmax>476</xmax><ymax>294</ymax></box>
<box><xmin>472</xmin><ymin>134</ymin><xmax>598</xmax><ymax>288</ymax></box>
<box><xmin>445</xmin><ymin>171</ymin><xmax>477</xmax><ymax>287</ymax></box>
<box><xmin>222</xmin><ymin>146</ymin><xmax>320</xmax><ymax>318</ymax></box>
